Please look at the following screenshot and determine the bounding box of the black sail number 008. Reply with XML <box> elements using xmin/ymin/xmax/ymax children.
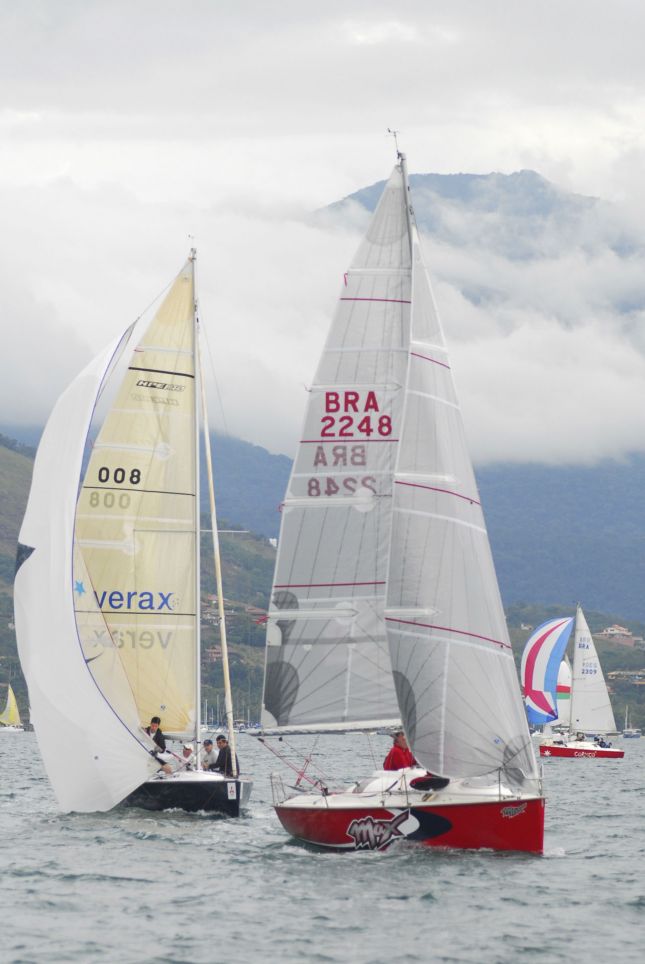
<box><xmin>97</xmin><ymin>466</ymin><xmax>141</xmax><ymax>485</ymax></box>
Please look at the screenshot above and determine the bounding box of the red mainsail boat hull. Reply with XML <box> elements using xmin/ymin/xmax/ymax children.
<box><xmin>275</xmin><ymin>795</ymin><xmax>545</xmax><ymax>854</ymax></box>
<box><xmin>539</xmin><ymin>744</ymin><xmax>624</xmax><ymax>759</ymax></box>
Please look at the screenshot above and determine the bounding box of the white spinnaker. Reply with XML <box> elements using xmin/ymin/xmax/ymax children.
<box><xmin>556</xmin><ymin>658</ymin><xmax>571</xmax><ymax>727</ymax></box>
<box><xmin>261</xmin><ymin>165</ymin><xmax>409</xmax><ymax>731</ymax></box>
<box><xmin>570</xmin><ymin>607</ymin><xmax>617</xmax><ymax>734</ymax></box>
<box><xmin>75</xmin><ymin>261</ymin><xmax>197</xmax><ymax>738</ymax></box>
<box><xmin>385</xmin><ymin>234</ymin><xmax>538</xmax><ymax>784</ymax></box>
<box><xmin>14</xmin><ymin>335</ymin><xmax>159</xmax><ymax>813</ymax></box>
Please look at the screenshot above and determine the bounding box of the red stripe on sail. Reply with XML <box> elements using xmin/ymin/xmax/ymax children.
<box><xmin>410</xmin><ymin>351</ymin><xmax>451</xmax><ymax>369</ymax></box>
<box><xmin>385</xmin><ymin>617</ymin><xmax>511</xmax><ymax>650</ymax></box>
<box><xmin>395</xmin><ymin>480</ymin><xmax>480</xmax><ymax>505</ymax></box>
<box><xmin>300</xmin><ymin>438</ymin><xmax>399</xmax><ymax>443</ymax></box>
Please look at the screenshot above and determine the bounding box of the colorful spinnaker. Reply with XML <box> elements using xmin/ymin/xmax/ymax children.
<box><xmin>521</xmin><ymin>618</ymin><xmax>574</xmax><ymax>725</ymax></box>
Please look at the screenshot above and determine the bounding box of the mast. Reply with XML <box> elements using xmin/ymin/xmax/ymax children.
<box><xmin>398</xmin><ymin>150</ymin><xmax>414</xmax><ymax>259</ymax></box>
<box><xmin>191</xmin><ymin>249</ymin><xmax>202</xmax><ymax>754</ymax></box>
<box><xmin>196</xmin><ymin>310</ymin><xmax>239</xmax><ymax>777</ymax></box>
<box><xmin>569</xmin><ymin>604</ymin><xmax>580</xmax><ymax>739</ymax></box>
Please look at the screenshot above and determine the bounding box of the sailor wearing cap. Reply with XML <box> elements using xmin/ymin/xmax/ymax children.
<box><xmin>178</xmin><ymin>743</ymin><xmax>195</xmax><ymax>770</ymax></box>
<box><xmin>201</xmin><ymin>738</ymin><xmax>218</xmax><ymax>771</ymax></box>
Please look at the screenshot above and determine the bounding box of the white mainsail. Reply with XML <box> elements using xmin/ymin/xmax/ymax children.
<box><xmin>261</xmin><ymin>165</ymin><xmax>410</xmax><ymax>731</ymax></box>
<box><xmin>75</xmin><ymin>259</ymin><xmax>198</xmax><ymax>738</ymax></box>
<box><xmin>384</xmin><ymin>157</ymin><xmax>538</xmax><ymax>784</ymax></box>
<box><xmin>14</xmin><ymin>332</ymin><xmax>160</xmax><ymax>812</ymax></box>
<box><xmin>556</xmin><ymin>657</ymin><xmax>571</xmax><ymax>727</ymax></box>
<box><xmin>569</xmin><ymin>606</ymin><xmax>617</xmax><ymax>735</ymax></box>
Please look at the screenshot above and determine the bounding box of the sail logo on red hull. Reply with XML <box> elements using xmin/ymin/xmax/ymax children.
<box><xmin>346</xmin><ymin>810</ymin><xmax>411</xmax><ymax>850</ymax></box>
<box><xmin>501</xmin><ymin>803</ymin><xmax>527</xmax><ymax>818</ymax></box>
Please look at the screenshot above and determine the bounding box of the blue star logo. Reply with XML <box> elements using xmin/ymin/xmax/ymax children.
<box><xmin>74</xmin><ymin>581</ymin><xmax>86</xmax><ymax>596</ymax></box>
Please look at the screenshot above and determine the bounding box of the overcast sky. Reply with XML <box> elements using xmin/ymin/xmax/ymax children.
<box><xmin>2</xmin><ymin>1</ymin><xmax>645</xmax><ymax>463</ymax></box>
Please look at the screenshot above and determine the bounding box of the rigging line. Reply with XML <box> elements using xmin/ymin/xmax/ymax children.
<box><xmin>365</xmin><ymin>731</ymin><xmax>377</xmax><ymax>769</ymax></box>
<box><xmin>288</xmin><ymin>641</ymin><xmax>349</xmax><ymax>692</ymax></box>
<box><xmin>441</xmin><ymin>663</ymin><xmax>518</xmax><ymax>739</ymax></box>
<box><xmin>258</xmin><ymin>738</ymin><xmax>326</xmax><ymax>789</ymax></box>
<box><xmin>200</xmin><ymin>313</ymin><xmax>230</xmax><ymax>438</ymax></box>
<box><xmin>294</xmin><ymin>735</ymin><xmax>320</xmax><ymax>787</ymax></box>
<box><xmin>132</xmin><ymin>274</ymin><xmax>176</xmax><ymax>327</ymax></box>
<box><xmin>264</xmin><ymin>734</ymin><xmax>334</xmax><ymax>786</ymax></box>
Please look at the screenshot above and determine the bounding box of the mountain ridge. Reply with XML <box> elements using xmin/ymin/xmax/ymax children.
<box><xmin>3</xmin><ymin>427</ymin><xmax>645</xmax><ymax>622</ymax></box>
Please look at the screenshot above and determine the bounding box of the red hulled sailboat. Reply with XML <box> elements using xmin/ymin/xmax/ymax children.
<box><xmin>259</xmin><ymin>148</ymin><xmax>545</xmax><ymax>854</ymax></box>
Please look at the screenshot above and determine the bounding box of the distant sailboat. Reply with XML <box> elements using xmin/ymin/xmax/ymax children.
<box><xmin>622</xmin><ymin>706</ymin><xmax>641</xmax><ymax>739</ymax></box>
<box><xmin>0</xmin><ymin>684</ymin><xmax>24</xmax><ymax>731</ymax></box>
<box><xmin>14</xmin><ymin>252</ymin><xmax>253</xmax><ymax>812</ymax></box>
<box><xmin>521</xmin><ymin>617</ymin><xmax>574</xmax><ymax>727</ymax></box>
<box><xmin>260</xmin><ymin>151</ymin><xmax>544</xmax><ymax>853</ymax></box>
<box><xmin>536</xmin><ymin>607</ymin><xmax>624</xmax><ymax>759</ymax></box>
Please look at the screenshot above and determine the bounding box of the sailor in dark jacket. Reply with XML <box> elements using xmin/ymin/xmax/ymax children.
<box><xmin>145</xmin><ymin>716</ymin><xmax>167</xmax><ymax>752</ymax></box>
<box><xmin>212</xmin><ymin>734</ymin><xmax>239</xmax><ymax>776</ymax></box>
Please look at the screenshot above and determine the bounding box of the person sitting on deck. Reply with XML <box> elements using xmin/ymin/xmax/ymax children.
<box><xmin>177</xmin><ymin>743</ymin><xmax>195</xmax><ymax>770</ymax></box>
<box><xmin>201</xmin><ymin>738</ymin><xmax>218</xmax><ymax>770</ymax></box>
<box><xmin>383</xmin><ymin>731</ymin><xmax>417</xmax><ymax>770</ymax></box>
<box><xmin>211</xmin><ymin>734</ymin><xmax>239</xmax><ymax>777</ymax></box>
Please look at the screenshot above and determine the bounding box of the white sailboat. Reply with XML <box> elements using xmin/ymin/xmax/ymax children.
<box><xmin>539</xmin><ymin>606</ymin><xmax>624</xmax><ymax>759</ymax></box>
<box><xmin>261</xmin><ymin>151</ymin><xmax>544</xmax><ymax>853</ymax></box>
<box><xmin>0</xmin><ymin>684</ymin><xmax>24</xmax><ymax>731</ymax></box>
<box><xmin>14</xmin><ymin>251</ymin><xmax>253</xmax><ymax>813</ymax></box>
<box><xmin>622</xmin><ymin>706</ymin><xmax>641</xmax><ymax>739</ymax></box>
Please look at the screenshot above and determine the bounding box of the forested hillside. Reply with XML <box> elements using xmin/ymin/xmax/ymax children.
<box><xmin>3</xmin><ymin>439</ymin><xmax>645</xmax><ymax>726</ymax></box>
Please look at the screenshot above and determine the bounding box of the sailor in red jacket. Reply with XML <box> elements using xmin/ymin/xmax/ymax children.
<box><xmin>383</xmin><ymin>730</ymin><xmax>417</xmax><ymax>770</ymax></box>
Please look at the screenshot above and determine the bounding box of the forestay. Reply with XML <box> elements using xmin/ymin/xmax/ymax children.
<box><xmin>570</xmin><ymin>607</ymin><xmax>617</xmax><ymax>734</ymax></box>
<box><xmin>261</xmin><ymin>165</ymin><xmax>409</xmax><ymax>731</ymax></box>
<box><xmin>14</xmin><ymin>334</ymin><xmax>159</xmax><ymax>812</ymax></box>
<box><xmin>385</xmin><ymin>224</ymin><xmax>539</xmax><ymax>785</ymax></box>
<box><xmin>75</xmin><ymin>260</ymin><xmax>198</xmax><ymax>738</ymax></box>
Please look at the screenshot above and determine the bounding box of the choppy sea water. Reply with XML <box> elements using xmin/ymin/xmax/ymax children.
<box><xmin>1</xmin><ymin>732</ymin><xmax>643</xmax><ymax>964</ymax></box>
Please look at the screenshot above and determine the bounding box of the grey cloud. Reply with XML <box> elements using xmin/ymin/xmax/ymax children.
<box><xmin>3</xmin><ymin>2</ymin><xmax>645</xmax><ymax>466</ymax></box>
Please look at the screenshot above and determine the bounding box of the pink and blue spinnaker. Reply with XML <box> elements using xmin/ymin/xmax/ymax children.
<box><xmin>520</xmin><ymin>618</ymin><xmax>574</xmax><ymax>725</ymax></box>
